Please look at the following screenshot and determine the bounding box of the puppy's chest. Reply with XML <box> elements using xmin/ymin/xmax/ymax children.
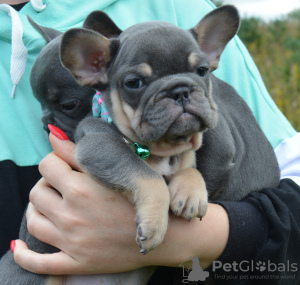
<box><xmin>146</xmin><ymin>155</ymin><xmax>181</xmax><ymax>183</ymax></box>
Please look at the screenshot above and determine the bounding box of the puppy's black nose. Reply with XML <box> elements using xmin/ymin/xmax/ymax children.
<box><xmin>170</xmin><ymin>86</ymin><xmax>190</xmax><ymax>106</ymax></box>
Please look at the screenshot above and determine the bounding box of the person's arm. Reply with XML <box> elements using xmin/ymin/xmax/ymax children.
<box><xmin>13</xmin><ymin>133</ymin><xmax>300</xmax><ymax>283</ymax></box>
<box><xmin>207</xmin><ymin>132</ymin><xmax>300</xmax><ymax>281</ymax></box>
<box><xmin>13</xmin><ymin>133</ymin><xmax>230</xmax><ymax>274</ymax></box>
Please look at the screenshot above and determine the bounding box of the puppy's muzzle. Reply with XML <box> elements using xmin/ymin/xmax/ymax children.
<box><xmin>170</xmin><ymin>86</ymin><xmax>191</xmax><ymax>107</ymax></box>
<box><xmin>156</xmin><ymin>84</ymin><xmax>193</xmax><ymax>106</ymax></box>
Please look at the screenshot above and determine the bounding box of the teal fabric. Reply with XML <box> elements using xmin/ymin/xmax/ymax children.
<box><xmin>0</xmin><ymin>0</ymin><xmax>296</xmax><ymax>166</ymax></box>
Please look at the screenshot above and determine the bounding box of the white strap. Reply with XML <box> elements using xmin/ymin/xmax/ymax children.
<box><xmin>0</xmin><ymin>4</ymin><xmax>28</xmax><ymax>98</ymax></box>
<box><xmin>30</xmin><ymin>0</ymin><xmax>46</xmax><ymax>12</ymax></box>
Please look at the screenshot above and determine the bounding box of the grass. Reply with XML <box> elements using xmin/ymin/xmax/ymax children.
<box><xmin>238</xmin><ymin>14</ymin><xmax>300</xmax><ymax>131</ymax></box>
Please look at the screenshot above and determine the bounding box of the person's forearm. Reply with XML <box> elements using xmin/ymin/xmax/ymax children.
<box><xmin>144</xmin><ymin>203</ymin><xmax>229</xmax><ymax>270</ymax></box>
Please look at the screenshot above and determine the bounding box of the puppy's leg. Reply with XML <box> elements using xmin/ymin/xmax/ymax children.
<box><xmin>169</xmin><ymin>168</ymin><xmax>208</xmax><ymax>221</ymax></box>
<box><xmin>75</xmin><ymin>117</ymin><xmax>170</xmax><ymax>253</ymax></box>
<box><xmin>133</xmin><ymin>176</ymin><xmax>170</xmax><ymax>254</ymax></box>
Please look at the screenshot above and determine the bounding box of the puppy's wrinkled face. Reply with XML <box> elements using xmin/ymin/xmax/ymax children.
<box><xmin>107</xmin><ymin>23</ymin><xmax>217</xmax><ymax>155</ymax></box>
<box><xmin>61</xmin><ymin>6</ymin><xmax>240</xmax><ymax>153</ymax></box>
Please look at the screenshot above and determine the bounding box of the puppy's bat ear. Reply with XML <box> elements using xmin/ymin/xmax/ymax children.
<box><xmin>27</xmin><ymin>16</ymin><xmax>62</xmax><ymax>43</ymax></box>
<box><xmin>60</xmin><ymin>28</ymin><xmax>119</xmax><ymax>89</ymax></box>
<box><xmin>191</xmin><ymin>5</ymin><xmax>240</xmax><ymax>70</ymax></box>
<box><xmin>83</xmin><ymin>11</ymin><xmax>122</xmax><ymax>38</ymax></box>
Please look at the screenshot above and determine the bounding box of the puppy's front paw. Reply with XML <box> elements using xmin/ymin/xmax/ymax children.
<box><xmin>134</xmin><ymin>179</ymin><xmax>170</xmax><ymax>254</ymax></box>
<box><xmin>169</xmin><ymin>168</ymin><xmax>208</xmax><ymax>221</ymax></box>
<box><xmin>135</xmin><ymin>209</ymin><xmax>168</xmax><ymax>254</ymax></box>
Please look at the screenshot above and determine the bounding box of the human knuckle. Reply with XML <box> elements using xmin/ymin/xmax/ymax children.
<box><xmin>29</xmin><ymin>187</ymin><xmax>38</xmax><ymax>203</ymax></box>
<box><xmin>38</xmin><ymin>153</ymin><xmax>56</xmax><ymax>174</ymax></box>
<box><xmin>26</xmin><ymin>218</ymin><xmax>37</xmax><ymax>236</ymax></box>
<box><xmin>38</xmin><ymin>156</ymin><xmax>48</xmax><ymax>173</ymax></box>
<box><xmin>68</xmin><ymin>182</ymin><xmax>89</xmax><ymax>200</ymax></box>
<box><xmin>65</xmin><ymin>212</ymin><xmax>84</xmax><ymax>229</ymax></box>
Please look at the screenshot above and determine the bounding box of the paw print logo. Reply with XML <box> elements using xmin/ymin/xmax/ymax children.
<box><xmin>256</xmin><ymin>261</ymin><xmax>266</xmax><ymax>272</ymax></box>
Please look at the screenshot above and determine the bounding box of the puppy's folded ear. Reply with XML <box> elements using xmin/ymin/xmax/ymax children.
<box><xmin>191</xmin><ymin>5</ymin><xmax>240</xmax><ymax>70</ymax></box>
<box><xmin>27</xmin><ymin>16</ymin><xmax>62</xmax><ymax>43</ymax></box>
<box><xmin>83</xmin><ymin>11</ymin><xmax>122</xmax><ymax>38</ymax></box>
<box><xmin>60</xmin><ymin>29</ymin><xmax>119</xmax><ymax>89</ymax></box>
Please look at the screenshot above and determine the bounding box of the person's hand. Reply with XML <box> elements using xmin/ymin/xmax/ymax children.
<box><xmin>13</xmin><ymin>133</ymin><xmax>229</xmax><ymax>275</ymax></box>
<box><xmin>13</xmin><ymin>133</ymin><xmax>146</xmax><ymax>274</ymax></box>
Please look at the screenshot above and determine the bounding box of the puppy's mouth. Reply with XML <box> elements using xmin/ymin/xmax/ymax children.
<box><xmin>163</xmin><ymin>111</ymin><xmax>203</xmax><ymax>143</ymax></box>
<box><xmin>142</xmin><ymin>110</ymin><xmax>204</xmax><ymax>157</ymax></box>
<box><xmin>133</xmin><ymin>104</ymin><xmax>204</xmax><ymax>147</ymax></box>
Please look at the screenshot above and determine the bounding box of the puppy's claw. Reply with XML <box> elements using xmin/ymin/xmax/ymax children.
<box><xmin>140</xmin><ymin>236</ymin><xmax>147</xmax><ymax>241</ymax></box>
<box><xmin>140</xmin><ymin>249</ymin><xmax>148</xmax><ymax>255</ymax></box>
<box><xmin>197</xmin><ymin>215</ymin><xmax>203</xmax><ymax>221</ymax></box>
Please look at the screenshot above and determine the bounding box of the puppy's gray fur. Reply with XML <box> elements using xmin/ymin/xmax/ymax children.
<box><xmin>0</xmin><ymin>6</ymin><xmax>280</xmax><ymax>285</ymax></box>
<box><xmin>28</xmin><ymin>17</ymin><xmax>95</xmax><ymax>141</ymax></box>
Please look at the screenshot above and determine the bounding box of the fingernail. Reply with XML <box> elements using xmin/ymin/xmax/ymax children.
<box><xmin>48</xmin><ymin>124</ymin><xmax>69</xmax><ymax>140</ymax></box>
<box><xmin>10</xmin><ymin>240</ymin><xmax>15</xmax><ymax>253</ymax></box>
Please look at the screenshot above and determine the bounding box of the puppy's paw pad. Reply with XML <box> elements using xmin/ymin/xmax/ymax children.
<box><xmin>170</xmin><ymin>189</ymin><xmax>208</xmax><ymax>221</ymax></box>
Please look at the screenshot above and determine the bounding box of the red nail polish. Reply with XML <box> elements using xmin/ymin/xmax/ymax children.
<box><xmin>10</xmin><ymin>240</ymin><xmax>15</xmax><ymax>253</ymax></box>
<box><xmin>48</xmin><ymin>124</ymin><xmax>69</xmax><ymax>140</ymax></box>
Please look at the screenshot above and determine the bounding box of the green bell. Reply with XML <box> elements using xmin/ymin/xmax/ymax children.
<box><xmin>132</xmin><ymin>142</ymin><xmax>150</xmax><ymax>159</ymax></box>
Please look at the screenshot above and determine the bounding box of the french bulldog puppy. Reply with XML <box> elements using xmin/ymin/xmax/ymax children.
<box><xmin>28</xmin><ymin>16</ymin><xmax>95</xmax><ymax>141</ymax></box>
<box><xmin>0</xmin><ymin>5</ymin><xmax>280</xmax><ymax>285</ymax></box>
<box><xmin>60</xmin><ymin>5</ymin><xmax>280</xmax><ymax>253</ymax></box>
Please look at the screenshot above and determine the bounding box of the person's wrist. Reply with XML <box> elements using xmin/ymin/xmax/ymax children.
<box><xmin>141</xmin><ymin>204</ymin><xmax>229</xmax><ymax>269</ymax></box>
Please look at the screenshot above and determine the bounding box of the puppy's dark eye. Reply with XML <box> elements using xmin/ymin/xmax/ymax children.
<box><xmin>197</xmin><ymin>67</ymin><xmax>208</xmax><ymax>77</ymax></box>
<box><xmin>124</xmin><ymin>79</ymin><xmax>144</xmax><ymax>89</ymax></box>
<box><xmin>61</xmin><ymin>101</ymin><xmax>78</xmax><ymax>111</ymax></box>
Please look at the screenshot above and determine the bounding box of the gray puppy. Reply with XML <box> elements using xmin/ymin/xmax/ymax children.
<box><xmin>0</xmin><ymin>5</ymin><xmax>280</xmax><ymax>285</ymax></box>
<box><xmin>28</xmin><ymin>17</ymin><xmax>95</xmax><ymax>141</ymax></box>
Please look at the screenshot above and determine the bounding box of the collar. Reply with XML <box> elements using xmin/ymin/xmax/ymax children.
<box><xmin>92</xmin><ymin>92</ymin><xmax>150</xmax><ymax>159</ymax></box>
<box><xmin>92</xmin><ymin>91</ymin><xmax>113</xmax><ymax>123</ymax></box>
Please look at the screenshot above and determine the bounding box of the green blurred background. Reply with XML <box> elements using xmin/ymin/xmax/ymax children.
<box><xmin>212</xmin><ymin>0</ymin><xmax>300</xmax><ymax>131</ymax></box>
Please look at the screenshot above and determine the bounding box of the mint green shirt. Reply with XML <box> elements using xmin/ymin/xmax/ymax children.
<box><xmin>0</xmin><ymin>0</ymin><xmax>296</xmax><ymax>166</ymax></box>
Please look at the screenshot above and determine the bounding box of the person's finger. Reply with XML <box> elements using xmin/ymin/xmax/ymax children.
<box><xmin>29</xmin><ymin>178</ymin><xmax>62</xmax><ymax>216</ymax></box>
<box><xmin>49</xmin><ymin>132</ymin><xmax>82</xmax><ymax>171</ymax></box>
<box><xmin>13</xmin><ymin>240</ymin><xmax>80</xmax><ymax>275</ymax></box>
<box><xmin>25</xmin><ymin>202</ymin><xmax>62</xmax><ymax>248</ymax></box>
<box><xmin>38</xmin><ymin>152</ymin><xmax>81</xmax><ymax>196</ymax></box>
